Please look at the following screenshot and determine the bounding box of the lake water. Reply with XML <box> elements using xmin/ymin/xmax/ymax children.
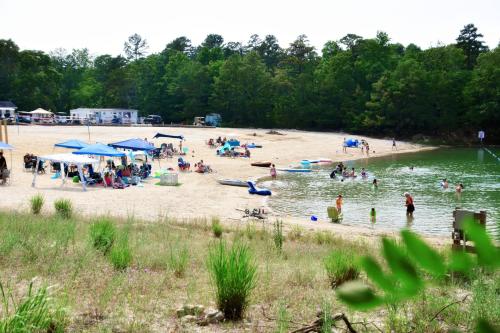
<box><xmin>261</xmin><ymin>148</ymin><xmax>500</xmax><ymax>238</ymax></box>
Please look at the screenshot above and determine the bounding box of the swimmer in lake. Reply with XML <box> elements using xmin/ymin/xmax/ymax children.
<box><xmin>350</xmin><ymin>167</ymin><xmax>356</xmax><ymax>177</ymax></box>
<box><xmin>372</xmin><ymin>178</ymin><xmax>378</xmax><ymax>188</ymax></box>
<box><xmin>330</xmin><ymin>169</ymin><xmax>337</xmax><ymax>179</ymax></box>
<box><xmin>441</xmin><ymin>178</ymin><xmax>449</xmax><ymax>189</ymax></box>
<box><xmin>361</xmin><ymin>168</ymin><xmax>367</xmax><ymax>178</ymax></box>
<box><xmin>455</xmin><ymin>183</ymin><xmax>464</xmax><ymax>193</ymax></box>
<box><xmin>409</xmin><ymin>166</ymin><xmax>414</xmax><ymax>171</ymax></box>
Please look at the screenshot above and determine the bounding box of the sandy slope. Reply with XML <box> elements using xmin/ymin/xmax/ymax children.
<box><xmin>0</xmin><ymin>125</ymin><xmax>433</xmax><ymax>236</ymax></box>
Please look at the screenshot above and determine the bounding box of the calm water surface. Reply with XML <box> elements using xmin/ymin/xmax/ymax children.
<box><xmin>261</xmin><ymin>148</ymin><xmax>500</xmax><ymax>238</ymax></box>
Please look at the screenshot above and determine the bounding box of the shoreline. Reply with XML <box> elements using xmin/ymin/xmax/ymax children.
<box><xmin>0</xmin><ymin>125</ymin><xmax>441</xmax><ymax>240</ymax></box>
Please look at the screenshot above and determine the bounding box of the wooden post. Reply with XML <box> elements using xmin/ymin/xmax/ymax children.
<box><xmin>3</xmin><ymin>119</ymin><xmax>8</xmax><ymax>143</ymax></box>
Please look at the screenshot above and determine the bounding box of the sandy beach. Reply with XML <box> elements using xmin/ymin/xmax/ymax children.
<box><xmin>1</xmin><ymin>125</ymin><xmax>433</xmax><ymax>236</ymax></box>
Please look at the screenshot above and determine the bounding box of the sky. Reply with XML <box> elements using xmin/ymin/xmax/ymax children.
<box><xmin>1</xmin><ymin>0</ymin><xmax>499</xmax><ymax>56</ymax></box>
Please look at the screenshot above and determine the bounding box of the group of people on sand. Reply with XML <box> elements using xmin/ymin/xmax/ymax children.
<box><xmin>194</xmin><ymin>160</ymin><xmax>213</xmax><ymax>173</ymax></box>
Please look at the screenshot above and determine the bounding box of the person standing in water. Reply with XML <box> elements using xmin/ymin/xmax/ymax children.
<box><xmin>336</xmin><ymin>194</ymin><xmax>343</xmax><ymax>214</ymax></box>
<box><xmin>370</xmin><ymin>208</ymin><xmax>376</xmax><ymax>225</ymax></box>
<box><xmin>455</xmin><ymin>183</ymin><xmax>464</xmax><ymax>194</ymax></box>
<box><xmin>404</xmin><ymin>192</ymin><xmax>415</xmax><ymax>217</ymax></box>
<box><xmin>441</xmin><ymin>179</ymin><xmax>449</xmax><ymax>189</ymax></box>
<box><xmin>270</xmin><ymin>164</ymin><xmax>277</xmax><ymax>179</ymax></box>
<box><xmin>372</xmin><ymin>178</ymin><xmax>378</xmax><ymax>188</ymax></box>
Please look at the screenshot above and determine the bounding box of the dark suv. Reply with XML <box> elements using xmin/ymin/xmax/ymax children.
<box><xmin>144</xmin><ymin>115</ymin><xmax>162</xmax><ymax>124</ymax></box>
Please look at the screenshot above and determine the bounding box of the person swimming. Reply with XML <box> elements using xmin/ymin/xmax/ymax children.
<box><xmin>455</xmin><ymin>183</ymin><xmax>464</xmax><ymax>193</ymax></box>
<box><xmin>370</xmin><ymin>207</ymin><xmax>376</xmax><ymax>225</ymax></box>
<box><xmin>372</xmin><ymin>178</ymin><xmax>378</xmax><ymax>187</ymax></box>
<box><xmin>441</xmin><ymin>178</ymin><xmax>449</xmax><ymax>189</ymax></box>
<box><xmin>329</xmin><ymin>169</ymin><xmax>337</xmax><ymax>179</ymax></box>
<box><xmin>350</xmin><ymin>167</ymin><xmax>356</xmax><ymax>177</ymax></box>
<box><xmin>361</xmin><ymin>168</ymin><xmax>367</xmax><ymax>178</ymax></box>
<box><xmin>409</xmin><ymin>166</ymin><xmax>414</xmax><ymax>171</ymax></box>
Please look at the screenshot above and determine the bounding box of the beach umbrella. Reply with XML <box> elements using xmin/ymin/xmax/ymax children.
<box><xmin>0</xmin><ymin>141</ymin><xmax>14</xmax><ymax>150</ymax></box>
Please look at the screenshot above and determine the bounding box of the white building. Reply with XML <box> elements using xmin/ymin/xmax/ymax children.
<box><xmin>0</xmin><ymin>101</ymin><xmax>17</xmax><ymax>119</ymax></box>
<box><xmin>70</xmin><ymin>108</ymin><xmax>138</xmax><ymax>124</ymax></box>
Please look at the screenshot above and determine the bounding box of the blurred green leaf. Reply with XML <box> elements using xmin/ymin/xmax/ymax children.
<box><xmin>464</xmin><ymin>219</ymin><xmax>499</xmax><ymax>268</ymax></box>
<box><xmin>360</xmin><ymin>256</ymin><xmax>394</xmax><ymax>292</ymax></box>
<box><xmin>336</xmin><ymin>281</ymin><xmax>383</xmax><ymax>311</ymax></box>
<box><xmin>401</xmin><ymin>230</ymin><xmax>446</xmax><ymax>276</ymax></box>
<box><xmin>476</xmin><ymin>319</ymin><xmax>499</xmax><ymax>333</ymax></box>
<box><xmin>448</xmin><ymin>250</ymin><xmax>475</xmax><ymax>273</ymax></box>
<box><xmin>382</xmin><ymin>238</ymin><xmax>422</xmax><ymax>296</ymax></box>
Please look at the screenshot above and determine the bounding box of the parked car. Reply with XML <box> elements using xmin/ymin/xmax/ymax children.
<box><xmin>144</xmin><ymin>115</ymin><xmax>162</xmax><ymax>124</ymax></box>
<box><xmin>17</xmin><ymin>115</ymin><xmax>32</xmax><ymax>124</ymax></box>
<box><xmin>55</xmin><ymin>113</ymin><xmax>69</xmax><ymax>124</ymax></box>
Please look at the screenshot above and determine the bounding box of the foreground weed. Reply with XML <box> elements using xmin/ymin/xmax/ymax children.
<box><xmin>168</xmin><ymin>243</ymin><xmax>189</xmax><ymax>277</ymax></box>
<box><xmin>207</xmin><ymin>240</ymin><xmax>257</xmax><ymax>320</ymax></box>
<box><xmin>0</xmin><ymin>281</ymin><xmax>65</xmax><ymax>332</ymax></box>
<box><xmin>275</xmin><ymin>301</ymin><xmax>289</xmax><ymax>333</ymax></box>
<box><xmin>273</xmin><ymin>220</ymin><xmax>284</xmax><ymax>253</ymax></box>
<box><xmin>89</xmin><ymin>218</ymin><xmax>116</xmax><ymax>255</ymax></box>
<box><xmin>324</xmin><ymin>250</ymin><xmax>359</xmax><ymax>288</ymax></box>
<box><xmin>29</xmin><ymin>194</ymin><xmax>44</xmax><ymax>215</ymax></box>
<box><xmin>54</xmin><ymin>199</ymin><xmax>73</xmax><ymax>219</ymax></box>
<box><xmin>110</xmin><ymin>237</ymin><xmax>132</xmax><ymax>271</ymax></box>
<box><xmin>211</xmin><ymin>218</ymin><xmax>223</xmax><ymax>238</ymax></box>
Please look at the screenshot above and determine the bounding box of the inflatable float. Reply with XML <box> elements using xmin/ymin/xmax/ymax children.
<box><xmin>218</xmin><ymin>179</ymin><xmax>249</xmax><ymax>187</ymax></box>
<box><xmin>277</xmin><ymin>168</ymin><xmax>312</xmax><ymax>173</ymax></box>
<box><xmin>246</xmin><ymin>143</ymin><xmax>262</xmax><ymax>148</ymax></box>
<box><xmin>251</xmin><ymin>161</ymin><xmax>272</xmax><ymax>167</ymax></box>
<box><xmin>247</xmin><ymin>181</ymin><xmax>272</xmax><ymax>196</ymax></box>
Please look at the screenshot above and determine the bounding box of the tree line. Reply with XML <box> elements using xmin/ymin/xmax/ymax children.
<box><xmin>0</xmin><ymin>24</ymin><xmax>498</xmax><ymax>142</ymax></box>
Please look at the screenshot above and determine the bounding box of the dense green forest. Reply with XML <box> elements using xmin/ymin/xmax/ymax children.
<box><xmin>0</xmin><ymin>24</ymin><xmax>498</xmax><ymax>142</ymax></box>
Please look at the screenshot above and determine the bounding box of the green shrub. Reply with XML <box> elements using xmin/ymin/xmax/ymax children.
<box><xmin>89</xmin><ymin>219</ymin><xmax>116</xmax><ymax>255</ymax></box>
<box><xmin>211</xmin><ymin>218</ymin><xmax>223</xmax><ymax>238</ymax></box>
<box><xmin>29</xmin><ymin>194</ymin><xmax>44</xmax><ymax>215</ymax></box>
<box><xmin>0</xmin><ymin>281</ymin><xmax>65</xmax><ymax>332</ymax></box>
<box><xmin>54</xmin><ymin>199</ymin><xmax>73</xmax><ymax>219</ymax></box>
<box><xmin>207</xmin><ymin>241</ymin><xmax>257</xmax><ymax>320</ymax></box>
<box><xmin>110</xmin><ymin>237</ymin><xmax>132</xmax><ymax>271</ymax></box>
<box><xmin>273</xmin><ymin>220</ymin><xmax>284</xmax><ymax>253</ymax></box>
<box><xmin>324</xmin><ymin>250</ymin><xmax>359</xmax><ymax>288</ymax></box>
<box><xmin>168</xmin><ymin>244</ymin><xmax>189</xmax><ymax>277</ymax></box>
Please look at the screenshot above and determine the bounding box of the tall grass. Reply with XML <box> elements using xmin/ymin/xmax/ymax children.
<box><xmin>0</xmin><ymin>281</ymin><xmax>65</xmax><ymax>333</ymax></box>
<box><xmin>29</xmin><ymin>194</ymin><xmax>45</xmax><ymax>215</ymax></box>
<box><xmin>324</xmin><ymin>250</ymin><xmax>359</xmax><ymax>288</ymax></box>
<box><xmin>207</xmin><ymin>241</ymin><xmax>257</xmax><ymax>320</ymax></box>
<box><xmin>211</xmin><ymin>218</ymin><xmax>223</xmax><ymax>238</ymax></box>
<box><xmin>275</xmin><ymin>301</ymin><xmax>289</xmax><ymax>333</ymax></box>
<box><xmin>273</xmin><ymin>220</ymin><xmax>284</xmax><ymax>253</ymax></box>
<box><xmin>89</xmin><ymin>218</ymin><xmax>116</xmax><ymax>255</ymax></box>
<box><xmin>54</xmin><ymin>199</ymin><xmax>73</xmax><ymax>219</ymax></box>
<box><xmin>168</xmin><ymin>243</ymin><xmax>189</xmax><ymax>277</ymax></box>
<box><xmin>110</xmin><ymin>234</ymin><xmax>132</xmax><ymax>271</ymax></box>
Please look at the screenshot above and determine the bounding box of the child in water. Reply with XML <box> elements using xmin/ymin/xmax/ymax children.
<box><xmin>336</xmin><ymin>194</ymin><xmax>343</xmax><ymax>214</ymax></box>
<box><xmin>441</xmin><ymin>178</ymin><xmax>449</xmax><ymax>189</ymax></box>
<box><xmin>372</xmin><ymin>178</ymin><xmax>378</xmax><ymax>188</ymax></box>
<box><xmin>270</xmin><ymin>164</ymin><xmax>277</xmax><ymax>179</ymax></box>
<box><xmin>370</xmin><ymin>208</ymin><xmax>376</xmax><ymax>225</ymax></box>
<box><xmin>455</xmin><ymin>183</ymin><xmax>464</xmax><ymax>193</ymax></box>
<box><xmin>361</xmin><ymin>168</ymin><xmax>367</xmax><ymax>178</ymax></box>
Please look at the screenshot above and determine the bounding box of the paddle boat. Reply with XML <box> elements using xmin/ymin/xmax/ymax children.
<box><xmin>277</xmin><ymin>168</ymin><xmax>312</xmax><ymax>173</ymax></box>
<box><xmin>218</xmin><ymin>179</ymin><xmax>249</xmax><ymax>187</ymax></box>
<box><xmin>251</xmin><ymin>161</ymin><xmax>272</xmax><ymax>167</ymax></box>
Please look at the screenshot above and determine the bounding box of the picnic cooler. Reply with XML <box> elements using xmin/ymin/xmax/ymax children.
<box><xmin>160</xmin><ymin>172</ymin><xmax>178</xmax><ymax>186</ymax></box>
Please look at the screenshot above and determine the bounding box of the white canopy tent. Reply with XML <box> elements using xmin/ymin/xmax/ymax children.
<box><xmin>32</xmin><ymin>153</ymin><xmax>99</xmax><ymax>191</ymax></box>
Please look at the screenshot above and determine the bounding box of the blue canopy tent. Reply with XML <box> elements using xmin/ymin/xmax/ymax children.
<box><xmin>0</xmin><ymin>141</ymin><xmax>14</xmax><ymax>150</ymax></box>
<box><xmin>109</xmin><ymin>138</ymin><xmax>155</xmax><ymax>151</ymax></box>
<box><xmin>54</xmin><ymin>139</ymin><xmax>90</xmax><ymax>150</ymax></box>
<box><xmin>153</xmin><ymin>133</ymin><xmax>184</xmax><ymax>140</ymax></box>
<box><xmin>344</xmin><ymin>138</ymin><xmax>359</xmax><ymax>148</ymax></box>
<box><xmin>73</xmin><ymin>143</ymin><xmax>125</xmax><ymax>157</ymax></box>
